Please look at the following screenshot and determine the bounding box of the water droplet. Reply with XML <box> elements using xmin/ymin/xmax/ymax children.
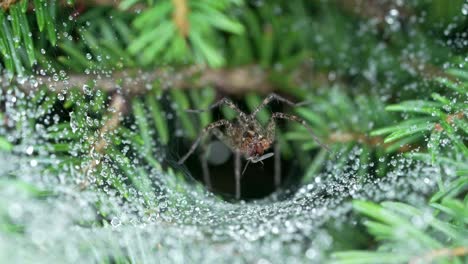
<box><xmin>26</xmin><ymin>146</ymin><xmax>34</xmax><ymax>155</ymax></box>
<box><xmin>462</xmin><ymin>4</ymin><xmax>468</xmax><ymax>15</ymax></box>
<box><xmin>30</xmin><ymin>160</ymin><xmax>38</xmax><ymax>167</ymax></box>
<box><xmin>82</xmin><ymin>84</ymin><xmax>92</xmax><ymax>95</ymax></box>
<box><xmin>111</xmin><ymin>217</ymin><xmax>121</xmax><ymax>227</ymax></box>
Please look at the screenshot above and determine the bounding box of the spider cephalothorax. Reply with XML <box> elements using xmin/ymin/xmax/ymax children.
<box><xmin>178</xmin><ymin>93</ymin><xmax>329</xmax><ymax>199</ymax></box>
<box><xmin>235</xmin><ymin>121</ymin><xmax>272</xmax><ymax>158</ymax></box>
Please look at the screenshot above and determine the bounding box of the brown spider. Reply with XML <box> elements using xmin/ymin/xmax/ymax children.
<box><xmin>178</xmin><ymin>93</ymin><xmax>329</xmax><ymax>199</ymax></box>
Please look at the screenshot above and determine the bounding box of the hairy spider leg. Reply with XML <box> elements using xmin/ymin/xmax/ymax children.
<box><xmin>234</xmin><ymin>149</ymin><xmax>242</xmax><ymax>199</ymax></box>
<box><xmin>212</xmin><ymin>128</ymin><xmax>234</xmax><ymax>149</ymax></box>
<box><xmin>241</xmin><ymin>159</ymin><xmax>250</xmax><ymax>176</ymax></box>
<box><xmin>212</xmin><ymin>128</ymin><xmax>224</xmax><ymax>140</ymax></box>
<box><xmin>274</xmin><ymin>142</ymin><xmax>281</xmax><ymax>188</ymax></box>
<box><xmin>251</xmin><ymin>93</ymin><xmax>300</xmax><ymax>117</ymax></box>
<box><xmin>186</xmin><ymin>97</ymin><xmax>248</xmax><ymax>120</ymax></box>
<box><xmin>270</xmin><ymin>112</ymin><xmax>330</xmax><ymax>151</ymax></box>
<box><xmin>199</xmin><ymin>139</ymin><xmax>211</xmax><ymax>189</ymax></box>
<box><xmin>178</xmin><ymin>119</ymin><xmax>231</xmax><ymax>164</ymax></box>
<box><xmin>264</xmin><ymin>117</ymin><xmax>282</xmax><ymax>188</ymax></box>
<box><xmin>202</xmin><ymin>128</ymin><xmax>234</xmax><ymax>189</ymax></box>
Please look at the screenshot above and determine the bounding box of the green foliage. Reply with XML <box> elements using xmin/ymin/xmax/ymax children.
<box><xmin>332</xmin><ymin>199</ymin><xmax>468</xmax><ymax>264</ymax></box>
<box><xmin>371</xmin><ymin>69</ymin><xmax>468</xmax><ymax>162</ymax></box>
<box><xmin>0</xmin><ymin>0</ymin><xmax>61</xmax><ymax>75</ymax></box>
<box><xmin>0</xmin><ymin>111</ymin><xmax>12</xmax><ymax>150</ymax></box>
<box><xmin>332</xmin><ymin>68</ymin><xmax>468</xmax><ymax>264</ymax></box>
<box><xmin>58</xmin><ymin>8</ymin><xmax>136</xmax><ymax>71</ymax></box>
<box><xmin>123</xmin><ymin>0</ymin><xmax>244</xmax><ymax>67</ymax></box>
<box><xmin>0</xmin><ymin>0</ymin><xmax>467</xmax><ymax>262</ymax></box>
<box><xmin>283</xmin><ymin>88</ymin><xmax>397</xmax><ymax>180</ymax></box>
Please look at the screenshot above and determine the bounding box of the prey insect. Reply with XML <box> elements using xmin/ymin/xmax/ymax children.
<box><xmin>178</xmin><ymin>93</ymin><xmax>329</xmax><ymax>199</ymax></box>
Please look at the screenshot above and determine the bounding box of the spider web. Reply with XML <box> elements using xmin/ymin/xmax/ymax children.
<box><xmin>0</xmin><ymin>138</ymin><xmax>443</xmax><ymax>263</ymax></box>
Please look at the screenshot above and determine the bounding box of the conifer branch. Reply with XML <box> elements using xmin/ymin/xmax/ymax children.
<box><xmin>409</xmin><ymin>246</ymin><xmax>468</xmax><ymax>264</ymax></box>
<box><xmin>4</xmin><ymin>64</ymin><xmax>331</xmax><ymax>96</ymax></box>
<box><xmin>80</xmin><ymin>94</ymin><xmax>126</xmax><ymax>190</ymax></box>
<box><xmin>172</xmin><ymin>0</ymin><xmax>189</xmax><ymax>37</ymax></box>
<box><xmin>0</xmin><ymin>0</ymin><xmax>17</xmax><ymax>10</ymax></box>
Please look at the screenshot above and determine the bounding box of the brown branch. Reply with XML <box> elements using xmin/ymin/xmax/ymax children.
<box><xmin>172</xmin><ymin>0</ymin><xmax>189</xmax><ymax>37</ymax></box>
<box><xmin>405</xmin><ymin>58</ymin><xmax>459</xmax><ymax>83</ymax></box>
<box><xmin>94</xmin><ymin>94</ymin><xmax>126</xmax><ymax>153</ymax></box>
<box><xmin>4</xmin><ymin>65</ymin><xmax>277</xmax><ymax>96</ymax></box>
<box><xmin>338</xmin><ymin>0</ymin><xmax>411</xmax><ymax>26</ymax></box>
<box><xmin>328</xmin><ymin>131</ymin><xmax>419</xmax><ymax>153</ymax></box>
<box><xmin>409</xmin><ymin>246</ymin><xmax>468</xmax><ymax>264</ymax></box>
<box><xmin>0</xmin><ymin>0</ymin><xmax>17</xmax><ymax>10</ymax></box>
<box><xmin>80</xmin><ymin>94</ymin><xmax>126</xmax><ymax>189</ymax></box>
<box><xmin>434</xmin><ymin>111</ymin><xmax>465</xmax><ymax>132</ymax></box>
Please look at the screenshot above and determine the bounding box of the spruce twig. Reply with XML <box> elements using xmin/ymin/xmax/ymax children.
<box><xmin>80</xmin><ymin>94</ymin><xmax>126</xmax><ymax>189</ymax></box>
<box><xmin>2</xmin><ymin>65</ymin><xmax>333</xmax><ymax>96</ymax></box>
<box><xmin>409</xmin><ymin>246</ymin><xmax>468</xmax><ymax>264</ymax></box>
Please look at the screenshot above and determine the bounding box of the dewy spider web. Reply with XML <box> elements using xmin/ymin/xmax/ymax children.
<box><xmin>1</xmin><ymin>74</ymin><xmax>463</xmax><ymax>263</ymax></box>
<box><xmin>0</xmin><ymin>0</ymin><xmax>466</xmax><ymax>262</ymax></box>
<box><xmin>0</xmin><ymin>117</ymin><xmax>444</xmax><ymax>264</ymax></box>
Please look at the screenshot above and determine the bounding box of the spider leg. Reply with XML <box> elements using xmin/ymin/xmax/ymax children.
<box><xmin>186</xmin><ymin>98</ymin><xmax>248</xmax><ymax>120</ymax></box>
<box><xmin>274</xmin><ymin>142</ymin><xmax>281</xmax><ymax>188</ymax></box>
<box><xmin>234</xmin><ymin>150</ymin><xmax>242</xmax><ymax>199</ymax></box>
<box><xmin>199</xmin><ymin>128</ymin><xmax>231</xmax><ymax>189</ymax></box>
<box><xmin>270</xmin><ymin>112</ymin><xmax>330</xmax><ymax>151</ymax></box>
<box><xmin>241</xmin><ymin>159</ymin><xmax>250</xmax><ymax>176</ymax></box>
<box><xmin>212</xmin><ymin>128</ymin><xmax>224</xmax><ymax>140</ymax></box>
<box><xmin>178</xmin><ymin>119</ymin><xmax>231</xmax><ymax>164</ymax></box>
<box><xmin>212</xmin><ymin>128</ymin><xmax>234</xmax><ymax>149</ymax></box>
<box><xmin>249</xmin><ymin>152</ymin><xmax>274</xmax><ymax>163</ymax></box>
<box><xmin>251</xmin><ymin>93</ymin><xmax>304</xmax><ymax>117</ymax></box>
<box><xmin>199</xmin><ymin>139</ymin><xmax>212</xmax><ymax>189</ymax></box>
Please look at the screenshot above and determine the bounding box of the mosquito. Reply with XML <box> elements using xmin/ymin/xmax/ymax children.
<box><xmin>178</xmin><ymin>93</ymin><xmax>329</xmax><ymax>199</ymax></box>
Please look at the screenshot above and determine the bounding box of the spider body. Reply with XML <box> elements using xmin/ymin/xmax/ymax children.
<box><xmin>227</xmin><ymin>118</ymin><xmax>272</xmax><ymax>159</ymax></box>
<box><xmin>178</xmin><ymin>94</ymin><xmax>329</xmax><ymax>199</ymax></box>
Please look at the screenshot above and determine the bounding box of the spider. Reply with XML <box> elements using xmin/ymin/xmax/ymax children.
<box><xmin>178</xmin><ymin>93</ymin><xmax>329</xmax><ymax>199</ymax></box>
